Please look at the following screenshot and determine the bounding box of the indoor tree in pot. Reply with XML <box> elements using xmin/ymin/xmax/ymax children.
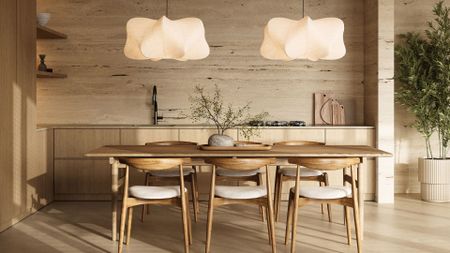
<box><xmin>396</xmin><ymin>1</ymin><xmax>450</xmax><ymax>202</ymax></box>
<box><xmin>188</xmin><ymin>84</ymin><xmax>269</xmax><ymax>146</ymax></box>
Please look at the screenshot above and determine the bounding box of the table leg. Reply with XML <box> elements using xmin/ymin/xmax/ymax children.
<box><xmin>358</xmin><ymin>158</ymin><xmax>366</xmax><ymax>240</ymax></box>
<box><xmin>111</xmin><ymin>158</ymin><xmax>119</xmax><ymax>241</ymax></box>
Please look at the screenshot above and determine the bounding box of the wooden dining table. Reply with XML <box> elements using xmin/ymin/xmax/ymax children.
<box><xmin>85</xmin><ymin>144</ymin><xmax>391</xmax><ymax>242</ymax></box>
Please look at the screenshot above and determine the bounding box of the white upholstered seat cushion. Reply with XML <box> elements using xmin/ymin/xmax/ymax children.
<box><xmin>215</xmin><ymin>186</ymin><xmax>267</xmax><ymax>199</ymax></box>
<box><xmin>216</xmin><ymin>168</ymin><xmax>262</xmax><ymax>177</ymax></box>
<box><xmin>150</xmin><ymin>167</ymin><xmax>194</xmax><ymax>177</ymax></box>
<box><xmin>280</xmin><ymin>167</ymin><xmax>323</xmax><ymax>177</ymax></box>
<box><xmin>129</xmin><ymin>185</ymin><xmax>186</xmax><ymax>199</ymax></box>
<box><xmin>291</xmin><ymin>186</ymin><xmax>352</xmax><ymax>199</ymax></box>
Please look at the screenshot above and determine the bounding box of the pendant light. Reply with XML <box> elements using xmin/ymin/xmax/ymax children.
<box><xmin>124</xmin><ymin>0</ymin><xmax>209</xmax><ymax>61</ymax></box>
<box><xmin>260</xmin><ymin>0</ymin><xmax>346</xmax><ymax>61</ymax></box>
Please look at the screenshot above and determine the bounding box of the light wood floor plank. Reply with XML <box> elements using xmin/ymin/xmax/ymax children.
<box><xmin>0</xmin><ymin>194</ymin><xmax>449</xmax><ymax>253</ymax></box>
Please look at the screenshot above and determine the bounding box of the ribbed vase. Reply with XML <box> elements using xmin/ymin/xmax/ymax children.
<box><xmin>418</xmin><ymin>158</ymin><xmax>450</xmax><ymax>202</ymax></box>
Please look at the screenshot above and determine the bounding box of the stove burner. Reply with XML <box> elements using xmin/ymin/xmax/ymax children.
<box><xmin>248</xmin><ymin>120</ymin><xmax>306</xmax><ymax>127</ymax></box>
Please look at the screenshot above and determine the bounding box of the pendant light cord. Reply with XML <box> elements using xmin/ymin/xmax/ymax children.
<box><xmin>166</xmin><ymin>0</ymin><xmax>169</xmax><ymax>17</ymax></box>
<box><xmin>302</xmin><ymin>0</ymin><xmax>305</xmax><ymax>18</ymax></box>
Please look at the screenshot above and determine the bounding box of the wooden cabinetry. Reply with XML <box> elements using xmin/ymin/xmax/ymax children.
<box><xmin>53</xmin><ymin>129</ymin><xmax>120</xmax><ymax>200</ymax></box>
<box><xmin>51</xmin><ymin>126</ymin><xmax>376</xmax><ymax>201</ymax></box>
<box><xmin>120</xmin><ymin>128</ymin><xmax>178</xmax><ymax>145</ymax></box>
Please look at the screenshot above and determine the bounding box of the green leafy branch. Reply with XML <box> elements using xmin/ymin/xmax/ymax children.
<box><xmin>188</xmin><ymin>84</ymin><xmax>269</xmax><ymax>139</ymax></box>
<box><xmin>395</xmin><ymin>1</ymin><xmax>450</xmax><ymax>158</ymax></box>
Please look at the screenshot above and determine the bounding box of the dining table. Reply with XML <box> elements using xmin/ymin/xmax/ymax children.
<box><xmin>85</xmin><ymin>144</ymin><xmax>391</xmax><ymax>242</ymax></box>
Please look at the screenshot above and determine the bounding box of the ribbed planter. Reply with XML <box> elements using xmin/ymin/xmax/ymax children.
<box><xmin>418</xmin><ymin>158</ymin><xmax>450</xmax><ymax>202</ymax></box>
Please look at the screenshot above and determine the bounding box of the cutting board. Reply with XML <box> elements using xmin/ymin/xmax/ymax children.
<box><xmin>314</xmin><ymin>93</ymin><xmax>345</xmax><ymax>125</ymax></box>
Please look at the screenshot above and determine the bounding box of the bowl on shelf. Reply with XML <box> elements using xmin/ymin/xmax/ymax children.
<box><xmin>37</xmin><ymin>13</ymin><xmax>51</xmax><ymax>26</ymax></box>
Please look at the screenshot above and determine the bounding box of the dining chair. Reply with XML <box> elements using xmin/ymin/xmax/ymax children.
<box><xmin>215</xmin><ymin>141</ymin><xmax>266</xmax><ymax>220</ymax></box>
<box><xmin>142</xmin><ymin>141</ymin><xmax>200</xmax><ymax>222</ymax></box>
<box><xmin>205</xmin><ymin>158</ymin><xmax>277</xmax><ymax>253</ymax></box>
<box><xmin>273</xmin><ymin>141</ymin><xmax>331</xmax><ymax>222</ymax></box>
<box><xmin>284</xmin><ymin>157</ymin><xmax>361</xmax><ymax>253</ymax></box>
<box><xmin>118</xmin><ymin>158</ymin><xmax>192</xmax><ymax>253</ymax></box>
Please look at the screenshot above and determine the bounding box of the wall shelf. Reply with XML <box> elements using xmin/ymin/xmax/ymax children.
<box><xmin>37</xmin><ymin>24</ymin><xmax>67</xmax><ymax>39</ymax></box>
<box><xmin>37</xmin><ymin>71</ymin><xmax>67</xmax><ymax>78</ymax></box>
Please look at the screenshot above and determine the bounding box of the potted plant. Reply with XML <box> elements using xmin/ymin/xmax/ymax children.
<box><xmin>188</xmin><ymin>84</ymin><xmax>269</xmax><ymax>146</ymax></box>
<box><xmin>396</xmin><ymin>1</ymin><xmax>450</xmax><ymax>202</ymax></box>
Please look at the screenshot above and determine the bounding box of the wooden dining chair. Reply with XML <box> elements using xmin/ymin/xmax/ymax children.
<box><xmin>273</xmin><ymin>141</ymin><xmax>331</xmax><ymax>222</ymax></box>
<box><xmin>215</xmin><ymin>141</ymin><xmax>266</xmax><ymax>220</ymax></box>
<box><xmin>284</xmin><ymin>157</ymin><xmax>362</xmax><ymax>253</ymax></box>
<box><xmin>142</xmin><ymin>141</ymin><xmax>200</xmax><ymax>222</ymax></box>
<box><xmin>118</xmin><ymin>158</ymin><xmax>192</xmax><ymax>253</ymax></box>
<box><xmin>205</xmin><ymin>158</ymin><xmax>277</xmax><ymax>253</ymax></box>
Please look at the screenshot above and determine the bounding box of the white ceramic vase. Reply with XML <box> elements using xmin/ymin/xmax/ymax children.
<box><xmin>37</xmin><ymin>13</ymin><xmax>51</xmax><ymax>26</ymax></box>
<box><xmin>208</xmin><ymin>134</ymin><xmax>234</xmax><ymax>147</ymax></box>
<box><xmin>418</xmin><ymin>158</ymin><xmax>450</xmax><ymax>202</ymax></box>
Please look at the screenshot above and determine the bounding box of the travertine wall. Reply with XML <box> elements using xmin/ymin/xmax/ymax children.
<box><xmin>36</xmin><ymin>0</ymin><xmax>365</xmax><ymax>125</ymax></box>
<box><xmin>364</xmin><ymin>0</ymin><xmax>395</xmax><ymax>202</ymax></box>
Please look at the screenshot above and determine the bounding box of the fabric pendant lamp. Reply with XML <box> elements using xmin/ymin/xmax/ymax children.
<box><xmin>260</xmin><ymin>16</ymin><xmax>346</xmax><ymax>61</ymax></box>
<box><xmin>124</xmin><ymin>16</ymin><xmax>209</xmax><ymax>61</ymax></box>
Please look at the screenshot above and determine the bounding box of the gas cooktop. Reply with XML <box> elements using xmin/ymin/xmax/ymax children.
<box><xmin>249</xmin><ymin>121</ymin><xmax>306</xmax><ymax>127</ymax></box>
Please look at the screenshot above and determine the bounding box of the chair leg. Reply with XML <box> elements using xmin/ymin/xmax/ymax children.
<box><xmin>190</xmin><ymin>174</ymin><xmax>199</xmax><ymax>223</ymax></box>
<box><xmin>181</xmin><ymin>196</ymin><xmax>190</xmax><ymax>253</ymax></box>
<box><xmin>274</xmin><ymin>173</ymin><xmax>283</xmax><ymax>222</ymax></box>
<box><xmin>353</xmin><ymin>202</ymin><xmax>362</xmax><ymax>253</ymax></box>
<box><xmin>185</xmin><ymin>192</ymin><xmax>193</xmax><ymax>245</ymax></box>
<box><xmin>320</xmin><ymin>182</ymin><xmax>324</xmax><ymax>214</ymax></box>
<box><xmin>258</xmin><ymin>173</ymin><xmax>266</xmax><ymax>222</ymax></box>
<box><xmin>194</xmin><ymin>167</ymin><xmax>200</xmax><ymax>217</ymax></box>
<box><xmin>324</xmin><ymin>173</ymin><xmax>332</xmax><ymax>222</ymax></box>
<box><xmin>265</xmin><ymin>206</ymin><xmax>272</xmax><ymax>245</ymax></box>
<box><xmin>205</xmin><ymin>167</ymin><xmax>216</xmax><ymax>253</ymax></box>
<box><xmin>351</xmin><ymin>167</ymin><xmax>362</xmax><ymax>253</ymax></box>
<box><xmin>344</xmin><ymin>206</ymin><xmax>352</xmax><ymax>245</ymax></box>
<box><xmin>141</xmin><ymin>206</ymin><xmax>145</xmax><ymax>223</ymax></box>
<box><xmin>284</xmin><ymin>192</ymin><xmax>293</xmax><ymax>245</ymax></box>
<box><xmin>141</xmin><ymin>173</ymin><xmax>149</xmax><ymax>222</ymax></box>
<box><xmin>126</xmin><ymin>207</ymin><xmax>133</xmax><ymax>245</ymax></box>
<box><xmin>118</xmin><ymin>202</ymin><xmax>128</xmax><ymax>253</ymax></box>
<box><xmin>267</xmin><ymin>201</ymin><xmax>277</xmax><ymax>253</ymax></box>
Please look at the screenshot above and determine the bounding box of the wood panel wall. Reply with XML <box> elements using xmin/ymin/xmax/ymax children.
<box><xmin>394</xmin><ymin>0</ymin><xmax>450</xmax><ymax>194</ymax></box>
<box><xmin>36</xmin><ymin>0</ymin><xmax>365</xmax><ymax>126</ymax></box>
<box><xmin>0</xmin><ymin>0</ymin><xmax>53</xmax><ymax>233</ymax></box>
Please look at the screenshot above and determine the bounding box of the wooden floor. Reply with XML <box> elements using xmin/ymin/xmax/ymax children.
<box><xmin>0</xmin><ymin>194</ymin><xmax>449</xmax><ymax>253</ymax></box>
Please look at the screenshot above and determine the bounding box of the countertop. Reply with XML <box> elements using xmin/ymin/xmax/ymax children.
<box><xmin>36</xmin><ymin>124</ymin><xmax>375</xmax><ymax>129</ymax></box>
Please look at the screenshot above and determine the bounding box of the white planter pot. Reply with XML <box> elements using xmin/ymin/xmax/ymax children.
<box><xmin>418</xmin><ymin>158</ymin><xmax>450</xmax><ymax>202</ymax></box>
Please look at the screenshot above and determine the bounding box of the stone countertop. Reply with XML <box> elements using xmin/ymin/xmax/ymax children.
<box><xmin>37</xmin><ymin>124</ymin><xmax>375</xmax><ymax>129</ymax></box>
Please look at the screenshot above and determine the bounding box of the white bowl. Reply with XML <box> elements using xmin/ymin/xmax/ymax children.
<box><xmin>37</xmin><ymin>13</ymin><xmax>51</xmax><ymax>26</ymax></box>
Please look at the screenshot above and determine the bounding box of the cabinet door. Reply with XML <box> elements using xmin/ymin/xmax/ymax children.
<box><xmin>120</xmin><ymin>128</ymin><xmax>179</xmax><ymax>144</ymax></box>
<box><xmin>325</xmin><ymin>128</ymin><xmax>375</xmax><ymax>146</ymax></box>
<box><xmin>54</xmin><ymin>159</ymin><xmax>111</xmax><ymax>200</ymax></box>
<box><xmin>54</xmin><ymin>129</ymin><xmax>120</xmax><ymax>158</ymax></box>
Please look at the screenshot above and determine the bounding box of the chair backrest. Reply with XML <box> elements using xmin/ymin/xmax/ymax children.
<box><xmin>288</xmin><ymin>157</ymin><xmax>360</xmax><ymax>171</ymax></box>
<box><xmin>205</xmin><ymin>158</ymin><xmax>275</xmax><ymax>171</ymax></box>
<box><xmin>145</xmin><ymin>141</ymin><xmax>197</xmax><ymax>146</ymax></box>
<box><xmin>274</xmin><ymin>140</ymin><xmax>324</xmax><ymax>146</ymax></box>
<box><xmin>120</xmin><ymin>158</ymin><xmax>191</xmax><ymax>171</ymax></box>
